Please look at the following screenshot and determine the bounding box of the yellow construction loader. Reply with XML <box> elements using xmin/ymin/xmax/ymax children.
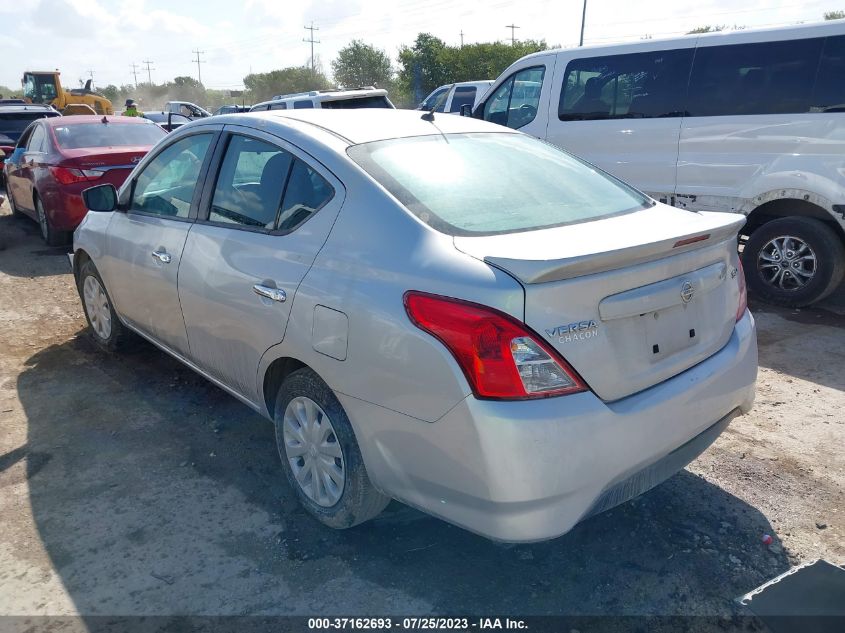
<box><xmin>21</xmin><ymin>70</ymin><xmax>114</xmax><ymax>115</ymax></box>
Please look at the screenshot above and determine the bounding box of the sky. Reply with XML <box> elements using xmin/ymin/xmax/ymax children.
<box><xmin>1</xmin><ymin>0</ymin><xmax>843</xmax><ymax>93</ymax></box>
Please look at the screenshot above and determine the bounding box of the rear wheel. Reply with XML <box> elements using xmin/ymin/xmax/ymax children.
<box><xmin>743</xmin><ymin>216</ymin><xmax>845</xmax><ymax>307</ymax></box>
<box><xmin>35</xmin><ymin>195</ymin><xmax>70</xmax><ymax>247</ymax></box>
<box><xmin>274</xmin><ymin>368</ymin><xmax>390</xmax><ymax>529</ymax></box>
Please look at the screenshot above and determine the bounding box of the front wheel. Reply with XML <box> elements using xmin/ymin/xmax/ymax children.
<box><xmin>742</xmin><ymin>216</ymin><xmax>845</xmax><ymax>307</ymax></box>
<box><xmin>274</xmin><ymin>368</ymin><xmax>390</xmax><ymax>529</ymax></box>
<box><xmin>77</xmin><ymin>258</ymin><xmax>130</xmax><ymax>351</ymax></box>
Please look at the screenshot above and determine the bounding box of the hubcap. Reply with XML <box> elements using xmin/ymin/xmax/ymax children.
<box><xmin>757</xmin><ymin>235</ymin><xmax>817</xmax><ymax>291</ymax></box>
<box><xmin>82</xmin><ymin>275</ymin><xmax>112</xmax><ymax>340</ymax></box>
<box><xmin>282</xmin><ymin>396</ymin><xmax>345</xmax><ymax>507</ymax></box>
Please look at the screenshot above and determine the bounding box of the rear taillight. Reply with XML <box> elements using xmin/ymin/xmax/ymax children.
<box><xmin>736</xmin><ymin>259</ymin><xmax>747</xmax><ymax>322</ymax></box>
<box><xmin>49</xmin><ymin>166</ymin><xmax>104</xmax><ymax>186</ymax></box>
<box><xmin>404</xmin><ymin>291</ymin><xmax>587</xmax><ymax>400</ymax></box>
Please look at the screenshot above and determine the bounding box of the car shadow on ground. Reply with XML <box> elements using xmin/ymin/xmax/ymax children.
<box><xmin>0</xmin><ymin>202</ymin><xmax>71</xmax><ymax>276</ymax></box>
<box><xmin>14</xmin><ymin>331</ymin><xmax>790</xmax><ymax>620</ymax></box>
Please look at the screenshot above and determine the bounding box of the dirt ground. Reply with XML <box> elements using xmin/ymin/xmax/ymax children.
<box><xmin>0</xmin><ymin>194</ymin><xmax>843</xmax><ymax>628</ymax></box>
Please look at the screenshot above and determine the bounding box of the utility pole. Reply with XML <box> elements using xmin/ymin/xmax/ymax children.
<box><xmin>130</xmin><ymin>62</ymin><xmax>139</xmax><ymax>88</ymax></box>
<box><xmin>505</xmin><ymin>24</ymin><xmax>520</xmax><ymax>46</ymax></box>
<box><xmin>192</xmin><ymin>49</ymin><xmax>206</xmax><ymax>85</ymax></box>
<box><xmin>142</xmin><ymin>60</ymin><xmax>155</xmax><ymax>85</ymax></box>
<box><xmin>303</xmin><ymin>22</ymin><xmax>320</xmax><ymax>76</ymax></box>
<box><xmin>460</xmin><ymin>30</ymin><xmax>464</xmax><ymax>47</ymax></box>
<box><xmin>579</xmin><ymin>0</ymin><xmax>587</xmax><ymax>46</ymax></box>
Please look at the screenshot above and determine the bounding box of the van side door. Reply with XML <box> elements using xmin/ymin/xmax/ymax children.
<box><xmin>549</xmin><ymin>44</ymin><xmax>695</xmax><ymax>201</ymax></box>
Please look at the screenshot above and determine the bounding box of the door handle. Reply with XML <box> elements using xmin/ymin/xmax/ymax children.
<box><xmin>151</xmin><ymin>250</ymin><xmax>172</xmax><ymax>264</ymax></box>
<box><xmin>253</xmin><ymin>284</ymin><xmax>286</xmax><ymax>303</ymax></box>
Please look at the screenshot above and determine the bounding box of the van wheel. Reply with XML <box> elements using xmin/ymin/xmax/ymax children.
<box><xmin>742</xmin><ymin>217</ymin><xmax>845</xmax><ymax>307</ymax></box>
<box><xmin>35</xmin><ymin>195</ymin><xmax>69</xmax><ymax>247</ymax></box>
<box><xmin>77</xmin><ymin>258</ymin><xmax>129</xmax><ymax>351</ymax></box>
<box><xmin>274</xmin><ymin>368</ymin><xmax>389</xmax><ymax>529</ymax></box>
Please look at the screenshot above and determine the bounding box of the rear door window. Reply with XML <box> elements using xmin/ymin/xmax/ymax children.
<box><xmin>483</xmin><ymin>66</ymin><xmax>545</xmax><ymax>129</ymax></box>
<box><xmin>277</xmin><ymin>159</ymin><xmax>334</xmax><ymax>231</ymax></box>
<box><xmin>208</xmin><ymin>135</ymin><xmax>293</xmax><ymax>229</ymax></box>
<box><xmin>559</xmin><ymin>49</ymin><xmax>693</xmax><ymax>120</ymax></box>
<box><xmin>812</xmin><ymin>35</ymin><xmax>845</xmax><ymax>112</ymax></box>
<box><xmin>293</xmin><ymin>100</ymin><xmax>314</xmax><ymax>109</ymax></box>
<box><xmin>449</xmin><ymin>87</ymin><xmax>477</xmax><ymax>112</ymax></box>
<box><xmin>687</xmin><ymin>37</ymin><xmax>823</xmax><ymax>116</ymax></box>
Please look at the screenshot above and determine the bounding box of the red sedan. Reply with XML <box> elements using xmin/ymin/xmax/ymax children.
<box><xmin>4</xmin><ymin>115</ymin><xmax>166</xmax><ymax>245</ymax></box>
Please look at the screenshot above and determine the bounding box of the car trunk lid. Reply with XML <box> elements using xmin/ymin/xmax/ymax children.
<box><xmin>454</xmin><ymin>204</ymin><xmax>746</xmax><ymax>401</ymax></box>
<box><xmin>57</xmin><ymin>146</ymin><xmax>148</xmax><ymax>188</ymax></box>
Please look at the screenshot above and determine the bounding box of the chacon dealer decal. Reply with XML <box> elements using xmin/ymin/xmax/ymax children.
<box><xmin>545</xmin><ymin>320</ymin><xmax>598</xmax><ymax>344</ymax></box>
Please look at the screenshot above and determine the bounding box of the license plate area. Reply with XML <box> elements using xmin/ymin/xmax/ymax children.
<box><xmin>644</xmin><ymin>303</ymin><xmax>700</xmax><ymax>362</ymax></box>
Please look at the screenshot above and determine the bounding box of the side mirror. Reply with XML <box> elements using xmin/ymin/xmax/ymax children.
<box><xmin>460</xmin><ymin>104</ymin><xmax>473</xmax><ymax>117</ymax></box>
<box><xmin>83</xmin><ymin>184</ymin><xmax>118</xmax><ymax>212</ymax></box>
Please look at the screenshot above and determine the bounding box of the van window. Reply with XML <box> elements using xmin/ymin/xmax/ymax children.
<box><xmin>269</xmin><ymin>102</ymin><xmax>287</xmax><ymax>110</ymax></box>
<box><xmin>687</xmin><ymin>38</ymin><xmax>823</xmax><ymax>116</ymax></box>
<box><xmin>812</xmin><ymin>35</ymin><xmax>845</xmax><ymax>112</ymax></box>
<box><xmin>293</xmin><ymin>100</ymin><xmax>314</xmax><ymax>109</ymax></box>
<box><xmin>421</xmin><ymin>86</ymin><xmax>449</xmax><ymax>111</ymax></box>
<box><xmin>483</xmin><ymin>66</ymin><xmax>545</xmax><ymax>129</ymax></box>
<box><xmin>559</xmin><ymin>49</ymin><xmax>693</xmax><ymax>120</ymax></box>
<box><xmin>449</xmin><ymin>86</ymin><xmax>477</xmax><ymax>112</ymax></box>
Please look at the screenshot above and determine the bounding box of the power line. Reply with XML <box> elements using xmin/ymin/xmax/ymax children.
<box><xmin>192</xmin><ymin>49</ymin><xmax>206</xmax><ymax>85</ymax></box>
<box><xmin>142</xmin><ymin>60</ymin><xmax>155</xmax><ymax>85</ymax></box>
<box><xmin>505</xmin><ymin>23</ymin><xmax>520</xmax><ymax>45</ymax></box>
<box><xmin>303</xmin><ymin>22</ymin><xmax>320</xmax><ymax>76</ymax></box>
<box><xmin>129</xmin><ymin>62</ymin><xmax>139</xmax><ymax>88</ymax></box>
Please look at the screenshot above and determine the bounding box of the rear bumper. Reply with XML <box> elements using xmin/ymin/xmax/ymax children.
<box><xmin>339</xmin><ymin>311</ymin><xmax>757</xmax><ymax>542</ymax></box>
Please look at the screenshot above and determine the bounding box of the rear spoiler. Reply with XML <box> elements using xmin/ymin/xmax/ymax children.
<box><xmin>483</xmin><ymin>215</ymin><xmax>746</xmax><ymax>285</ymax></box>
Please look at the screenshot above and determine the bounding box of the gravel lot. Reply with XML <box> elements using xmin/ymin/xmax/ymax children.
<box><xmin>0</xmin><ymin>194</ymin><xmax>843</xmax><ymax>627</ymax></box>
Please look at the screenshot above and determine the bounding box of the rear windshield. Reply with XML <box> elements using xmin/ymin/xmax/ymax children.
<box><xmin>0</xmin><ymin>112</ymin><xmax>56</xmax><ymax>139</ymax></box>
<box><xmin>347</xmin><ymin>133</ymin><xmax>650</xmax><ymax>236</ymax></box>
<box><xmin>322</xmin><ymin>96</ymin><xmax>391</xmax><ymax>109</ymax></box>
<box><xmin>53</xmin><ymin>122</ymin><xmax>166</xmax><ymax>149</ymax></box>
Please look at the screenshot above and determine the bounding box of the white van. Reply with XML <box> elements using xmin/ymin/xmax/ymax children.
<box><xmin>250</xmin><ymin>88</ymin><xmax>394</xmax><ymax>112</ymax></box>
<box><xmin>474</xmin><ymin>21</ymin><xmax>845</xmax><ymax>306</ymax></box>
<box><xmin>418</xmin><ymin>81</ymin><xmax>493</xmax><ymax>114</ymax></box>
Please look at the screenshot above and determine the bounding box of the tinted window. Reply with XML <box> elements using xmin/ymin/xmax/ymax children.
<box><xmin>269</xmin><ymin>102</ymin><xmax>287</xmax><ymax>110</ymax></box>
<box><xmin>277</xmin><ymin>160</ymin><xmax>333</xmax><ymax>231</ymax></box>
<box><xmin>293</xmin><ymin>100</ymin><xmax>314</xmax><ymax>109</ymax></box>
<box><xmin>687</xmin><ymin>38</ymin><xmax>823</xmax><ymax>116</ymax></box>
<box><xmin>348</xmin><ymin>133</ymin><xmax>649</xmax><ymax>237</ymax></box>
<box><xmin>449</xmin><ymin>87</ymin><xmax>477</xmax><ymax>112</ymax></box>
<box><xmin>321</xmin><ymin>95</ymin><xmax>391</xmax><ymax>109</ymax></box>
<box><xmin>131</xmin><ymin>133</ymin><xmax>212</xmax><ymax>218</ymax></box>
<box><xmin>53</xmin><ymin>122</ymin><xmax>165</xmax><ymax>149</ymax></box>
<box><xmin>483</xmin><ymin>66</ymin><xmax>545</xmax><ymax>129</ymax></box>
<box><xmin>812</xmin><ymin>35</ymin><xmax>845</xmax><ymax>112</ymax></box>
<box><xmin>0</xmin><ymin>112</ymin><xmax>57</xmax><ymax>142</ymax></box>
<box><xmin>209</xmin><ymin>136</ymin><xmax>293</xmax><ymax>229</ymax></box>
<box><xmin>421</xmin><ymin>87</ymin><xmax>448</xmax><ymax>110</ymax></box>
<box><xmin>27</xmin><ymin>125</ymin><xmax>48</xmax><ymax>152</ymax></box>
<box><xmin>560</xmin><ymin>49</ymin><xmax>693</xmax><ymax>120</ymax></box>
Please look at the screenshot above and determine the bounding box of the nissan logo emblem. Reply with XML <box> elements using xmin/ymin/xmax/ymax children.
<box><xmin>681</xmin><ymin>280</ymin><xmax>694</xmax><ymax>303</ymax></box>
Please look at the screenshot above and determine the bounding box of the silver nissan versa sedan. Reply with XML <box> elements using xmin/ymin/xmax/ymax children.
<box><xmin>71</xmin><ymin>109</ymin><xmax>757</xmax><ymax>542</ymax></box>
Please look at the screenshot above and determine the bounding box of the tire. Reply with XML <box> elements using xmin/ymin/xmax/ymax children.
<box><xmin>274</xmin><ymin>368</ymin><xmax>390</xmax><ymax>529</ymax></box>
<box><xmin>35</xmin><ymin>195</ymin><xmax>70</xmax><ymax>247</ymax></box>
<box><xmin>76</xmin><ymin>258</ymin><xmax>130</xmax><ymax>352</ymax></box>
<box><xmin>742</xmin><ymin>216</ymin><xmax>845</xmax><ymax>307</ymax></box>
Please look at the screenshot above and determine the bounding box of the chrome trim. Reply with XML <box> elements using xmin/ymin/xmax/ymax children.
<box><xmin>253</xmin><ymin>284</ymin><xmax>286</xmax><ymax>303</ymax></box>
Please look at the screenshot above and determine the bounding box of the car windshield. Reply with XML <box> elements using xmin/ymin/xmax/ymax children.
<box><xmin>347</xmin><ymin>132</ymin><xmax>650</xmax><ymax>236</ymax></box>
<box><xmin>0</xmin><ymin>112</ymin><xmax>56</xmax><ymax>140</ymax></box>
<box><xmin>322</xmin><ymin>95</ymin><xmax>391</xmax><ymax>109</ymax></box>
<box><xmin>53</xmin><ymin>122</ymin><xmax>166</xmax><ymax>149</ymax></box>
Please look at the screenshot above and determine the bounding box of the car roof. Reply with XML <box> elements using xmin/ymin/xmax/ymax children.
<box><xmin>0</xmin><ymin>104</ymin><xmax>60</xmax><ymax>115</ymax></box>
<box><xmin>229</xmin><ymin>108</ymin><xmax>517</xmax><ymax>145</ymax></box>
<box><xmin>44</xmin><ymin>115</ymin><xmax>154</xmax><ymax>126</ymax></box>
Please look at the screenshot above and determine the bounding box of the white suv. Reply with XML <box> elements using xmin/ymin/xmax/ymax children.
<box><xmin>250</xmin><ymin>88</ymin><xmax>394</xmax><ymax>112</ymax></box>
